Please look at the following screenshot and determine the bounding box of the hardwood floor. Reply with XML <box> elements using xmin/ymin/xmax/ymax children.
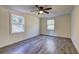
<box><xmin>0</xmin><ymin>35</ymin><xmax>78</xmax><ymax>54</ymax></box>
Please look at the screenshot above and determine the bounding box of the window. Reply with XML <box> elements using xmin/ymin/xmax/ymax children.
<box><xmin>11</xmin><ymin>14</ymin><xmax>24</xmax><ymax>33</ymax></box>
<box><xmin>47</xmin><ymin>20</ymin><xmax>55</xmax><ymax>30</ymax></box>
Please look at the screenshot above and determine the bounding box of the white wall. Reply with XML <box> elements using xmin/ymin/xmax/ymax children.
<box><xmin>40</xmin><ymin>18</ymin><xmax>47</xmax><ymax>35</ymax></box>
<box><xmin>71</xmin><ymin>6</ymin><xmax>79</xmax><ymax>52</ymax></box>
<box><xmin>0</xmin><ymin>6</ymin><xmax>40</xmax><ymax>47</ymax></box>
<box><xmin>40</xmin><ymin>15</ymin><xmax>71</xmax><ymax>38</ymax></box>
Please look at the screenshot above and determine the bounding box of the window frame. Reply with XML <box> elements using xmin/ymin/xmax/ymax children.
<box><xmin>9</xmin><ymin>13</ymin><xmax>25</xmax><ymax>34</ymax></box>
<box><xmin>47</xmin><ymin>19</ymin><xmax>55</xmax><ymax>31</ymax></box>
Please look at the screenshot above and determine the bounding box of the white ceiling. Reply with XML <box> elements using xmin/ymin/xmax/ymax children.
<box><xmin>3</xmin><ymin>5</ymin><xmax>74</xmax><ymax>18</ymax></box>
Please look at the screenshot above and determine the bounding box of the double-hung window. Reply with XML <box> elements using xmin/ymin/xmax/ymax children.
<box><xmin>47</xmin><ymin>20</ymin><xmax>55</xmax><ymax>31</ymax></box>
<box><xmin>11</xmin><ymin>14</ymin><xmax>24</xmax><ymax>33</ymax></box>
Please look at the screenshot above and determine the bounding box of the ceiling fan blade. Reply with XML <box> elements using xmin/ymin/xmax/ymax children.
<box><xmin>44</xmin><ymin>8</ymin><xmax>52</xmax><ymax>10</ymax></box>
<box><xmin>43</xmin><ymin>10</ymin><xmax>49</xmax><ymax>14</ymax></box>
<box><xmin>35</xmin><ymin>5</ymin><xmax>39</xmax><ymax>8</ymax></box>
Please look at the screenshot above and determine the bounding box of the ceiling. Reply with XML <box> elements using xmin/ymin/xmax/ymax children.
<box><xmin>3</xmin><ymin>5</ymin><xmax>74</xmax><ymax>18</ymax></box>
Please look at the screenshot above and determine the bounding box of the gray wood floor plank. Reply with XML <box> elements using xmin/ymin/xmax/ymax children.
<box><xmin>0</xmin><ymin>35</ymin><xmax>78</xmax><ymax>54</ymax></box>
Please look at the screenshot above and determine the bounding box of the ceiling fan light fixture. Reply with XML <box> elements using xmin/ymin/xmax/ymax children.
<box><xmin>35</xmin><ymin>5</ymin><xmax>52</xmax><ymax>14</ymax></box>
<box><xmin>39</xmin><ymin>11</ymin><xmax>43</xmax><ymax>14</ymax></box>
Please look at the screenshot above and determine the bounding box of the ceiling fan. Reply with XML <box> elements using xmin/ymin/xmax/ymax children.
<box><xmin>34</xmin><ymin>5</ymin><xmax>52</xmax><ymax>14</ymax></box>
